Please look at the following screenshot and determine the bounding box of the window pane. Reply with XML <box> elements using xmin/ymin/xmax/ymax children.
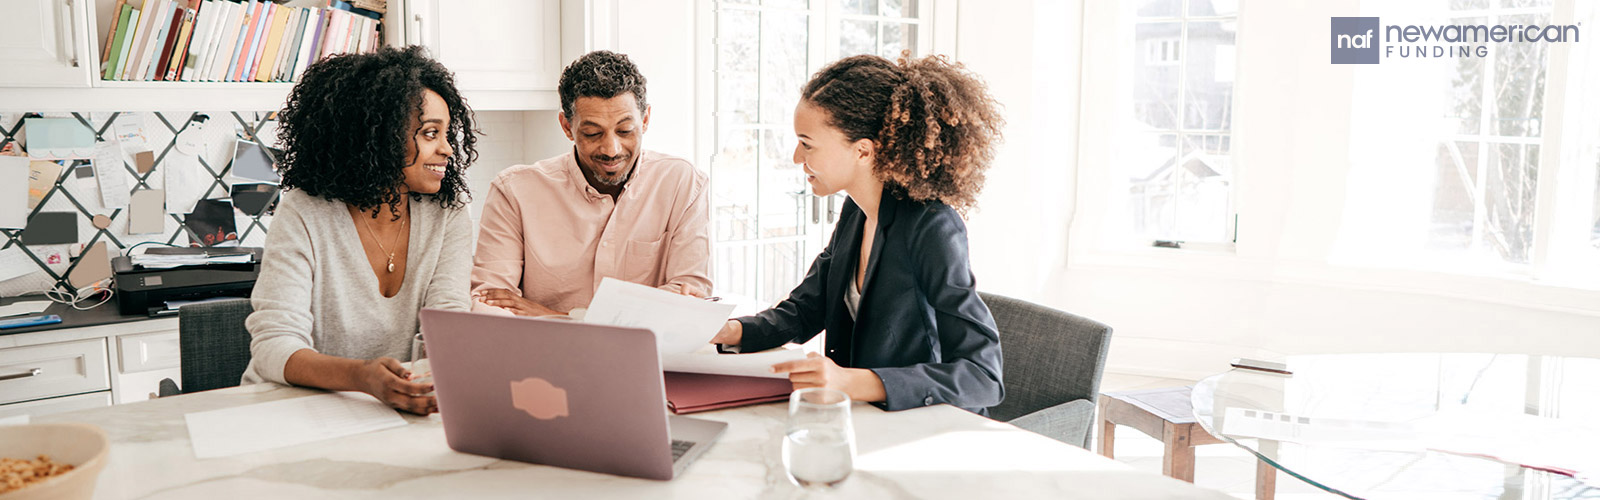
<box><xmin>714</xmin><ymin>244</ymin><xmax>757</xmax><ymax>300</ymax></box>
<box><xmin>1172</xmin><ymin>133</ymin><xmax>1233</xmax><ymax>241</ymax></box>
<box><xmin>713</xmin><ymin>129</ymin><xmax>760</xmax><ymax>242</ymax></box>
<box><xmin>717</xmin><ymin>10</ymin><xmax>759</xmax><ymax>125</ymax></box>
<box><xmin>1183</xmin><ymin>21</ymin><xmax>1235</xmax><ymax>131</ymax></box>
<box><xmin>840</xmin><ymin>0</ymin><xmax>876</xmax><ymax>16</ymax></box>
<box><xmin>841</xmin><ymin>19</ymin><xmax>877</xmax><ymax>57</ymax></box>
<box><xmin>763</xmin><ymin>0</ymin><xmax>808</xmax><ymax>8</ymax></box>
<box><xmin>1450</xmin><ymin>0</ymin><xmax>1490</xmax><ymax>9</ymax></box>
<box><xmin>723</xmin><ymin>0</ymin><xmax>758</xmax><ymax>5</ymax></box>
<box><xmin>1448</xmin><ymin>48</ymin><xmax>1484</xmax><ymax>135</ymax></box>
<box><xmin>1189</xmin><ymin>0</ymin><xmax>1237</xmax><ymax>16</ymax></box>
<box><xmin>1126</xmin><ymin>133</ymin><xmax>1180</xmax><ymax>240</ymax></box>
<box><xmin>880</xmin><ymin>22</ymin><xmax>917</xmax><ymax>59</ymax></box>
<box><xmin>882</xmin><ymin>0</ymin><xmax>917</xmax><ymax>18</ymax></box>
<box><xmin>1493</xmin><ymin>13</ymin><xmax>1548</xmax><ymax>137</ymax></box>
<box><xmin>1429</xmin><ymin>141</ymin><xmax>1480</xmax><ymax>252</ymax></box>
<box><xmin>763</xmin><ymin>242</ymin><xmax>806</xmax><ymax>304</ymax></box>
<box><xmin>1133</xmin><ymin>23</ymin><xmax>1182</xmax><ymax>130</ymax></box>
<box><xmin>760</xmin><ymin>12</ymin><xmax>809</xmax><ymax>124</ymax></box>
<box><xmin>1592</xmin><ymin>158</ymin><xmax>1600</xmax><ymax>249</ymax></box>
<box><xmin>1135</xmin><ymin>0</ymin><xmax>1180</xmax><ymax>17</ymax></box>
<box><xmin>1483</xmin><ymin>143</ymin><xmax>1538</xmax><ymax>263</ymax></box>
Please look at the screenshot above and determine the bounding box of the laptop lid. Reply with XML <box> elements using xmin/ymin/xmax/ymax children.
<box><xmin>419</xmin><ymin>309</ymin><xmax>676</xmax><ymax>480</ymax></box>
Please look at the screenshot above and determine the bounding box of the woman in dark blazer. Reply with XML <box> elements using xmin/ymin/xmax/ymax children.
<box><xmin>711</xmin><ymin>53</ymin><xmax>1006</xmax><ymax>414</ymax></box>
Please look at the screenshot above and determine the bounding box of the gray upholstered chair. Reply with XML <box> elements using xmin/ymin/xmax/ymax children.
<box><xmin>980</xmin><ymin>292</ymin><xmax>1113</xmax><ymax>449</ymax></box>
<box><xmin>157</xmin><ymin>298</ymin><xmax>254</xmax><ymax>396</ymax></box>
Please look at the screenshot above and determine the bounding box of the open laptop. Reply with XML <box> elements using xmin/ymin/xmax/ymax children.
<box><xmin>418</xmin><ymin>308</ymin><xmax>728</xmax><ymax>481</ymax></box>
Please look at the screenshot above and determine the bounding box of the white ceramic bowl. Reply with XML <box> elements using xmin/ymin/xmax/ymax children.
<box><xmin>0</xmin><ymin>423</ymin><xmax>109</xmax><ymax>500</ymax></box>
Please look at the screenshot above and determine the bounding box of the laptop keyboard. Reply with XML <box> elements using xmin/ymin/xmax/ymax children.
<box><xmin>670</xmin><ymin>439</ymin><xmax>695</xmax><ymax>462</ymax></box>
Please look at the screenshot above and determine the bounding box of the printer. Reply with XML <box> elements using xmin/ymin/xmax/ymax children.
<box><xmin>112</xmin><ymin>247</ymin><xmax>264</xmax><ymax>316</ymax></box>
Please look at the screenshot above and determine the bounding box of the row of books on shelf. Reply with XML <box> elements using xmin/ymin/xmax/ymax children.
<box><xmin>99</xmin><ymin>0</ymin><xmax>384</xmax><ymax>83</ymax></box>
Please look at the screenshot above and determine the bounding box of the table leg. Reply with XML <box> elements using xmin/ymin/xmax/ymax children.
<box><xmin>1162</xmin><ymin>422</ymin><xmax>1196</xmax><ymax>482</ymax></box>
<box><xmin>1100</xmin><ymin>417</ymin><xmax>1116</xmax><ymax>459</ymax></box>
<box><xmin>1255</xmin><ymin>459</ymin><xmax>1276</xmax><ymax>500</ymax></box>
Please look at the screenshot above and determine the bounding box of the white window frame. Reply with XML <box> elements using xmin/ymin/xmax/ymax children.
<box><xmin>1068</xmin><ymin>0</ymin><xmax>1600</xmax><ymax>313</ymax></box>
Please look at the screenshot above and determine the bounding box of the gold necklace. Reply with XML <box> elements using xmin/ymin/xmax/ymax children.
<box><xmin>358</xmin><ymin>210</ymin><xmax>408</xmax><ymax>273</ymax></box>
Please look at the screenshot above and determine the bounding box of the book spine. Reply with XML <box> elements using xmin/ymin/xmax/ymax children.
<box><xmin>229</xmin><ymin>0</ymin><xmax>263</xmax><ymax>81</ymax></box>
<box><xmin>103</xmin><ymin>5</ymin><xmax>133</xmax><ymax>80</ymax></box>
<box><xmin>121</xmin><ymin>0</ymin><xmax>159</xmax><ymax>80</ymax></box>
<box><xmin>101</xmin><ymin>0</ymin><xmax>129</xmax><ymax>66</ymax></box>
<box><xmin>181</xmin><ymin>0</ymin><xmax>214</xmax><ymax>81</ymax></box>
<box><xmin>132</xmin><ymin>0</ymin><xmax>172</xmax><ymax>80</ymax></box>
<box><xmin>164</xmin><ymin>0</ymin><xmax>200</xmax><ymax>81</ymax></box>
<box><xmin>112</xmin><ymin>9</ymin><xmax>142</xmax><ymax>79</ymax></box>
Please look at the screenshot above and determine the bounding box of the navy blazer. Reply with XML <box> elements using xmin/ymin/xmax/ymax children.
<box><xmin>733</xmin><ymin>189</ymin><xmax>1004</xmax><ymax>414</ymax></box>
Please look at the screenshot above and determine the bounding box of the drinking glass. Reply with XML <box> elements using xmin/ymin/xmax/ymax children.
<box><xmin>782</xmin><ymin>387</ymin><xmax>855</xmax><ymax>489</ymax></box>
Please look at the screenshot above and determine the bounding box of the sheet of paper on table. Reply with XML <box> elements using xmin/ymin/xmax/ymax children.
<box><xmin>184</xmin><ymin>392</ymin><xmax>407</xmax><ymax>459</ymax></box>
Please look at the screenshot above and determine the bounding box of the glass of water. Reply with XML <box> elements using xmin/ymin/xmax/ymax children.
<box><xmin>783</xmin><ymin>387</ymin><xmax>855</xmax><ymax>489</ymax></box>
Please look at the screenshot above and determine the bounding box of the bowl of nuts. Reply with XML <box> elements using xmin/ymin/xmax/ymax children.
<box><xmin>0</xmin><ymin>423</ymin><xmax>108</xmax><ymax>500</ymax></box>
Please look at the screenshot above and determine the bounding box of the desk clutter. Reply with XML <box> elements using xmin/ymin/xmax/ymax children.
<box><xmin>0</xmin><ymin>111</ymin><xmax>280</xmax><ymax>305</ymax></box>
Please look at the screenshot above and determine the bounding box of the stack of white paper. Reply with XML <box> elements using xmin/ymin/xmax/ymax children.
<box><xmin>184</xmin><ymin>392</ymin><xmax>407</xmax><ymax>459</ymax></box>
<box><xmin>583</xmin><ymin>278</ymin><xmax>736</xmax><ymax>355</ymax></box>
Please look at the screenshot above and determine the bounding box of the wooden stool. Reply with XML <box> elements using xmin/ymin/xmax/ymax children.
<box><xmin>1099</xmin><ymin>386</ymin><xmax>1276</xmax><ymax>500</ymax></box>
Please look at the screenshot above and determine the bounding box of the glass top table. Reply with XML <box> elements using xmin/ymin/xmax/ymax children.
<box><xmin>1192</xmin><ymin>353</ymin><xmax>1600</xmax><ymax>499</ymax></box>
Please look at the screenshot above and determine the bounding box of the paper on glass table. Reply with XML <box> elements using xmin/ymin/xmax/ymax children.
<box><xmin>661</xmin><ymin>346</ymin><xmax>807</xmax><ymax>379</ymax></box>
<box><xmin>184</xmin><ymin>392</ymin><xmax>407</xmax><ymax>459</ymax></box>
<box><xmin>1221</xmin><ymin>407</ymin><xmax>1424</xmax><ymax>451</ymax></box>
<box><xmin>583</xmin><ymin>277</ymin><xmax>735</xmax><ymax>355</ymax></box>
<box><xmin>1417</xmin><ymin>410</ymin><xmax>1600</xmax><ymax>486</ymax></box>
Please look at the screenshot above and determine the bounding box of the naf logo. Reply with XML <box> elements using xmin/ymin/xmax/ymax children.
<box><xmin>1331</xmin><ymin>17</ymin><xmax>1381</xmax><ymax>64</ymax></box>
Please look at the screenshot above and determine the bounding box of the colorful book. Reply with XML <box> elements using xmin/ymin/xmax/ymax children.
<box><xmin>255</xmin><ymin>5</ymin><xmax>291</xmax><ymax>82</ymax></box>
<box><xmin>238</xmin><ymin>2</ymin><xmax>273</xmax><ymax>81</ymax></box>
<box><xmin>220</xmin><ymin>0</ymin><xmax>254</xmax><ymax>81</ymax></box>
<box><xmin>230</xmin><ymin>1</ymin><xmax>266</xmax><ymax>81</ymax></box>
<box><xmin>102</xmin><ymin>4</ymin><xmax>133</xmax><ymax>80</ymax></box>
<box><xmin>122</xmin><ymin>0</ymin><xmax>161</xmax><ymax>80</ymax></box>
<box><xmin>112</xmin><ymin>8</ymin><xmax>142</xmax><ymax>79</ymax></box>
<box><xmin>207</xmin><ymin>1</ymin><xmax>244</xmax><ymax>81</ymax></box>
<box><xmin>276</xmin><ymin>7</ymin><xmax>306</xmax><ymax>81</ymax></box>
<box><xmin>181</xmin><ymin>0</ymin><xmax>215</xmax><ymax>81</ymax></box>
<box><xmin>296</xmin><ymin>9</ymin><xmax>326</xmax><ymax>80</ymax></box>
<box><xmin>100</xmin><ymin>0</ymin><xmax>129</xmax><ymax>67</ymax></box>
<box><xmin>290</xmin><ymin>8</ymin><xmax>322</xmax><ymax>81</ymax></box>
<box><xmin>163</xmin><ymin>0</ymin><xmax>200</xmax><ymax>81</ymax></box>
<box><xmin>130</xmin><ymin>0</ymin><xmax>172</xmax><ymax>80</ymax></box>
<box><xmin>152</xmin><ymin>1</ymin><xmax>186</xmax><ymax>81</ymax></box>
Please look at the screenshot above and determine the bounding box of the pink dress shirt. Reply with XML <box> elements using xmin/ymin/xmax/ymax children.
<box><xmin>471</xmin><ymin>149</ymin><xmax>712</xmax><ymax>314</ymax></box>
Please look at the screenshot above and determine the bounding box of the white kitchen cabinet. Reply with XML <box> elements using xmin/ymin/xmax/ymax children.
<box><xmin>0</xmin><ymin>0</ymin><xmax>95</xmax><ymax>87</ymax></box>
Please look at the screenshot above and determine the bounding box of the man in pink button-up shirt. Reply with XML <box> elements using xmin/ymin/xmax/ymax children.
<box><xmin>471</xmin><ymin>51</ymin><xmax>711</xmax><ymax>316</ymax></box>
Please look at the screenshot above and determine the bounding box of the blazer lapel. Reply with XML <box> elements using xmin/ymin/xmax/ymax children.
<box><xmin>858</xmin><ymin>188</ymin><xmax>897</xmax><ymax>302</ymax></box>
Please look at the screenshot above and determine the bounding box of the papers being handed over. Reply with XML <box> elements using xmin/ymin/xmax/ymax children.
<box><xmin>583</xmin><ymin>278</ymin><xmax>736</xmax><ymax>355</ymax></box>
<box><xmin>662</xmin><ymin>346</ymin><xmax>807</xmax><ymax>380</ymax></box>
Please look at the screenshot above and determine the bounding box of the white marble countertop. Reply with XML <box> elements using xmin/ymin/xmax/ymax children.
<box><xmin>41</xmin><ymin>383</ymin><xmax>1233</xmax><ymax>499</ymax></box>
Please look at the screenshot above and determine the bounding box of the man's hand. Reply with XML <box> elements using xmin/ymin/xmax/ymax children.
<box><xmin>353</xmin><ymin>357</ymin><xmax>436</xmax><ymax>415</ymax></box>
<box><xmin>770</xmin><ymin>352</ymin><xmax>886</xmax><ymax>403</ymax></box>
<box><xmin>474</xmin><ymin>288</ymin><xmax>563</xmax><ymax>316</ymax></box>
<box><xmin>659</xmin><ymin>283</ymin><xmax>707</xmax><ymax>298</ymax></box>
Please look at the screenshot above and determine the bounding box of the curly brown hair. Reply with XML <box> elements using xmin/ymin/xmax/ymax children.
<box><xmin>800</xmin><ymin>53</ymin><xmax>1003</xmax><ymax>212</ymax></box>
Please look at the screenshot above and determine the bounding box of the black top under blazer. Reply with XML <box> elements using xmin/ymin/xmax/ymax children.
<box><xmin>732</xmin><ymin>188</ymin><xmax>1004</xmax><ymax>414</ymax></box>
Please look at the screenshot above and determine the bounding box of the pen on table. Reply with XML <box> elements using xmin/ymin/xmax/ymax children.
<box><xmin>703</xmin><ymin>296</ymin><xmax>721</xmax><ymax>302</ymax></box>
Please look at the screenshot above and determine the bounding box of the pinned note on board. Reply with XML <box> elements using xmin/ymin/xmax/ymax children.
<box><xmin>0</xmin><ymin>156</ymin><xmax>27</xmax><ymax>229</ymax></box>
<box><xmin>68</xmin><ymin>241</ymin><xmax>112</xmax><ymax>289</ymax></box>
<box><xmin>20</xmin><ymin>212</ymin><xmax>78</xmax><ymax>245</ymax></box>
<box><xmin>23</xmin><ymin>118</ymin><xmax>95</xmax><ymax>159</ymax></box>
<box><xmin>129</xmin><ymin>189</ymin><xmax>166</xmax><ymax>234</ymax></box>
<box><xmin>26</xmin><ymin>160</ymin><xmax>63</xmax><ymax>210</ymax></box>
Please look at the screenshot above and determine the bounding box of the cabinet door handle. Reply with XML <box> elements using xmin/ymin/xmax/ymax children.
<box><xmin>827</xmin><ymin>194</ymin><xmax>838</xmax><ymax>223</ymax></box>
<box><xmin>0</xmin><ymin>368</ymin><xmax>43</xmax><ymax>382</ymax></box>
<box><xmin>59</xmin><ymin>0</ymin><xmax>79</xmax><ymax>67</ymax></box>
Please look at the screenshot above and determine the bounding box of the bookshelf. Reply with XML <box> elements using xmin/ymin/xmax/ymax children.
<box><xmin>0</xmin><ymin>0</ymin><xmax>570</xmax><ymax>112</ymax></box>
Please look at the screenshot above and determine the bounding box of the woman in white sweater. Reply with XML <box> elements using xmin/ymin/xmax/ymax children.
<box><xmin>243</xmin><ymin>46</ymin><xmax>479</xmax><ymax>415</ymax></box>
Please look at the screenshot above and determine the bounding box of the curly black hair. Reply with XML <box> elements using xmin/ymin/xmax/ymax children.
<box><xmin>801</xmin><ymin>53</ymin><xmax>1004</xmax><ymax>213</ymax></box>
<box><xmin>558</xmin><ymin>50</ymin><xmax>648</xmax><ymax>118</ymax></box>
<box><xmin>275</xmin><ymin>45</ymin><xmax>477</xmax><ymax>217</ymax></box>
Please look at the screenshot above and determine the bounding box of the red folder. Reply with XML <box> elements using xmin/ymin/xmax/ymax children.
<box><xmin>663</xmin><ymin>372</ymin><xmax>792</xmax><ymax>414</ymax></box>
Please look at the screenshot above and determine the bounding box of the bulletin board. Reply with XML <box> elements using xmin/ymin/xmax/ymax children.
<box><xmin>0</xmin><ymin>111</ymin><xmax>280</xmax><ymax>298</ymax></box>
